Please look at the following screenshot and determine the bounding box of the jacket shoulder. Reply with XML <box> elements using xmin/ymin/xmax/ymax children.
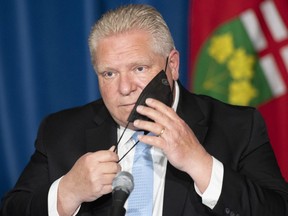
<box><xmin>42</xmin><ymin>99</ymin><xmax>107</xmax><ymax>128</ymax></box>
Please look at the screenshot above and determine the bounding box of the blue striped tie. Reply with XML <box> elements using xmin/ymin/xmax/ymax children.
<box><xmin>126</xmin><ymin>131</ymin><xmax>153</xmax><ymax>215</ymax></box>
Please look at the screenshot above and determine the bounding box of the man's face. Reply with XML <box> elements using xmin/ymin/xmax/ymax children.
<box><xmin>94</xmin><ymin>30</ymin><xmax>176</xmax><ymax>127</ymax></box>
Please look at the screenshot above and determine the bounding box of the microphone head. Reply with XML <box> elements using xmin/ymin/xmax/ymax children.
<box><xmin>112</xmin><ymin>171</ymin><xmax>134</xmax><ymax>194</ymax></box>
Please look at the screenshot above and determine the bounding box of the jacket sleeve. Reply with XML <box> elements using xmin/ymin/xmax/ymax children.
<box><xmin>212</xmin><ymin>110</ymin><xmax>288</xmax><ymax>216</ymax></box>
<box><xmin>1</xmin><ymin>118</ymin><xmax>51</xmax><ymax>216</ymax></box>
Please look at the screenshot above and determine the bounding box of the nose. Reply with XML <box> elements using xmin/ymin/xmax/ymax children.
<box><xmin>118</xmin><ymin>73</ymin><xmax>136</xmax><ymax>96</ymax></box>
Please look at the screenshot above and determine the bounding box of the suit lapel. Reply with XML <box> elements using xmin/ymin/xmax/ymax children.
<box><xmin>85</xmin><ymin>103</ymin><xmax>118</xmax><ymax>152</ymax></box>
<box><xmin>176</xmin><ymin>83</ymin><xmax>209</xmax><ymax>145</ymax></box>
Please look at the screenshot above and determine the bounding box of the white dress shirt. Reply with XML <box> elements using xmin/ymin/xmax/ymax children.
<box><xmin>48</xmin><ymin>82</ymin><xmax>224</xmax><ymax>215</ymax></box>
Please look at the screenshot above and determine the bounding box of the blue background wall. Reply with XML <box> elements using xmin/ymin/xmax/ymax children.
<box><xmin>0</xmin><ymin>0</ymin><xmax>190</xmax><ymax>198</ymax></box>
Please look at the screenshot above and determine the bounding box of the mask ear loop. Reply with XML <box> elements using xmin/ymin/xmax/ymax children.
<box><xmin>114</xmin><ymin>121</ymin><xmax>144</xmax><ymax>163</ymax></box>
<box><xmin>113</xmin><ymin>121</ymin><xmax>129</xmax><ymax>153</ymax></box>
<box><xmin>164</xmin><ymin>56</ymin><xmax>169</xmax><ymax>72</ymax></box>
<box><xmin>164</xmin><ymin>56</ymin><xmax>175</xmax><ymax>101</ymax></box>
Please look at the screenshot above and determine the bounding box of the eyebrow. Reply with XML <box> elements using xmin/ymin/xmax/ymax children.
<box><xmin>97</xmin><ymin>58</ymin><xmax>153</xmax><ymax>74</ymax></box>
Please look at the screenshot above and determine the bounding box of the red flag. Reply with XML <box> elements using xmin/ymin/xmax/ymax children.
<box><xmin>189</xmin><ymin>0</ymin><xmax>288</xmax><ymax>181</ymax></box>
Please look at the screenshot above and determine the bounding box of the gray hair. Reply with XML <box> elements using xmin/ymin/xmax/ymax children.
<box><xmin>88</xmin><ymin>4</ymin><xmax>175</xmax><ymax>64</ymax></box>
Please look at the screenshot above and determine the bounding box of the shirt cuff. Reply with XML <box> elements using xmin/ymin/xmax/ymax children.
<box><xmin>48</xmin><ymin>176</ymin><xmax>81</xmax><ymax>216</ymax></box>
<box><xmin>194</xmin><ymin>156</ymin><xmax>224</xmax><ymax>209</ymax></box>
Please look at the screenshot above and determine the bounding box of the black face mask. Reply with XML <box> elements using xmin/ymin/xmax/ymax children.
<box><xmin>127</xmin><ymin>70</ymin><xmax>173</xmax><ymax>122</ymax></box>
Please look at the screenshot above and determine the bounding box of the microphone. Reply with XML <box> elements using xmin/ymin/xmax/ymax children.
<box><xmin>110</xmin><ymin>171</ymin><xmax>134</xmax><ymax>216</ymax></box>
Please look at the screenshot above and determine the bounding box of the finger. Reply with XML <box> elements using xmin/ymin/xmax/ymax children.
<box><xmin>91</xmin><ymin>173</ymin><xmax>116</xmax><ymax>198</ymax></box>
<box><xmin>95</xmin><ymin>150</ymin><xmax>119</xmax><ymax>163</ymax></box>
<box><xmin>109</xmin><ymin>145</ymin><xmax>116</xmax><ymax>151</ymax></box>
<box><xmin>133</xmin><ymin>119</ymin><xmax>164</xmax><ymax>136</ymax></box>
<box><xmin>97</xmin><ymin>161</ymin><xmax>121</xmax><ymax>174</ymax></box>
<box><xmin>100</xmin><ymin>184</ymin><xmax>114</xmax><ymax>195</ymax></box>
<box><xmin>136</xmin><ymin>102</ymin><xmax>175</xmax><ymax>128</ymax></box>
<box><xmin>145</xmin><ymin>98</ymin><xmax>177</xmax><ymax>120</ymax></box>
<box><xmin>136</xmin><ymin>104</ymin><xmax>165</xmax><ymax>121</ymax></box>
<box><xmin>136</xmin><ymin>105</ymin><xmax>168</xmax><ymax>126</ymax></box>
<box><xmin>99</xmin><ymin>173</ymin><xmax>118</xmax><ymax>185</ymax></box>
<box><xmin>134</xmin><ymin>103</ymin><xmax>170</xmax><ymax>136</ymax></box>
<box><xmin>137</xmin><ymin>133</ymin><xmax>164</xmax><ymax>149</ymax></box>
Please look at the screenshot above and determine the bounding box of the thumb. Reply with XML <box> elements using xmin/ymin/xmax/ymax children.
<box><xmin>109</xmin><ymin>145</ymin><xmax>116</xmax><ymax>152</ymax></box>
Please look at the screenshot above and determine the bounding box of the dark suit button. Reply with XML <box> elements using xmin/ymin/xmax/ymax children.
<box><xmin>225</xmin><ymin>208</ymin><xmax>230</xmax><ymax>214</ymax></box>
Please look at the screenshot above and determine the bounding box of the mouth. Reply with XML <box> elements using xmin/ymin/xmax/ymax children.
<box><xmin>120</xmin><ymin>102</ymin><xmax>136</xmax><ymax>110</ymax></box>
<box><xmin>124</xmin><ymin>103</ymin><xmax>136</xmax><ymax>109</ymax></box>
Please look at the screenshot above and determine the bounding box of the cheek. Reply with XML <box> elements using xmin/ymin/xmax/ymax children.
<box><xmin>136</xmin><ymin>75</ymin><xmax>155</xmax><ymax>88</ymax></box>
<box><xmin>101</xmin><ymin>88</ymin><xmax>117</xmax><ymax>114</ymax></box>
<box><xmin>99</xmin><ymin>81</ymin><xmax>114</xmax><ymax>102</ymax></box>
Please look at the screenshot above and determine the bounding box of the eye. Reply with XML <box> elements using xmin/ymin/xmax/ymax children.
<box><xmin>101</xmin><ymin>71</ymin><xmax>117</xmax><ymax>79</ymax></box>
<box><xmin>134</xmin><ymin>66</ymin><xmax>147</xmax><ymax>73</ymax></box>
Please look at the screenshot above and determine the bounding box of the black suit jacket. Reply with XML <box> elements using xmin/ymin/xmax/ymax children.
<box><xmin>1</xmin><ymin>83</ymin><xmax>288</xmax><ymax>216</ymax></box>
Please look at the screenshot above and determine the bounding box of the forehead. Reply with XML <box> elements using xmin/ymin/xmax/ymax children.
<box><xmin>94</xmin><ymin>30</ymin><xmax>161</xmax><ymax>69</ymax></box>
<box><xmin>98</xmin><ymin>30</ymin><xmax>153</xmax><ymax>53</ymax></box>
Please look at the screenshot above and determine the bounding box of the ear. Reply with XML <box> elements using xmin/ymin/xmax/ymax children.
<box><xmin>168</xmin><ymin>49</ymin><xmax>180</xmax><ymax>80</ymax></box>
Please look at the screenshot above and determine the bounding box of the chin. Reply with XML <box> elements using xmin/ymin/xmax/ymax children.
<box><xmin>119</xmin><ymin>120</ymin><xmax>137</xmax><ymax>130</ymax></box>
<box><xmin>114</xmin><ymin>116</ymin><xmax>130</xmax><ymax>127</ymax></box>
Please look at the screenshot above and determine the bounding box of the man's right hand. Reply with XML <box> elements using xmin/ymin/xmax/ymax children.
<box><xmin>57</xmin><ymin>146</ymin><xmax>120</xmax><ymax>216</ymax></box>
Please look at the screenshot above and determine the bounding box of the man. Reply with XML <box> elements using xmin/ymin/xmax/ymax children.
<box><xmin>1</xmin><ymin>4</ymin><xmax>288</xmax><ymax>216</ymax></box>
